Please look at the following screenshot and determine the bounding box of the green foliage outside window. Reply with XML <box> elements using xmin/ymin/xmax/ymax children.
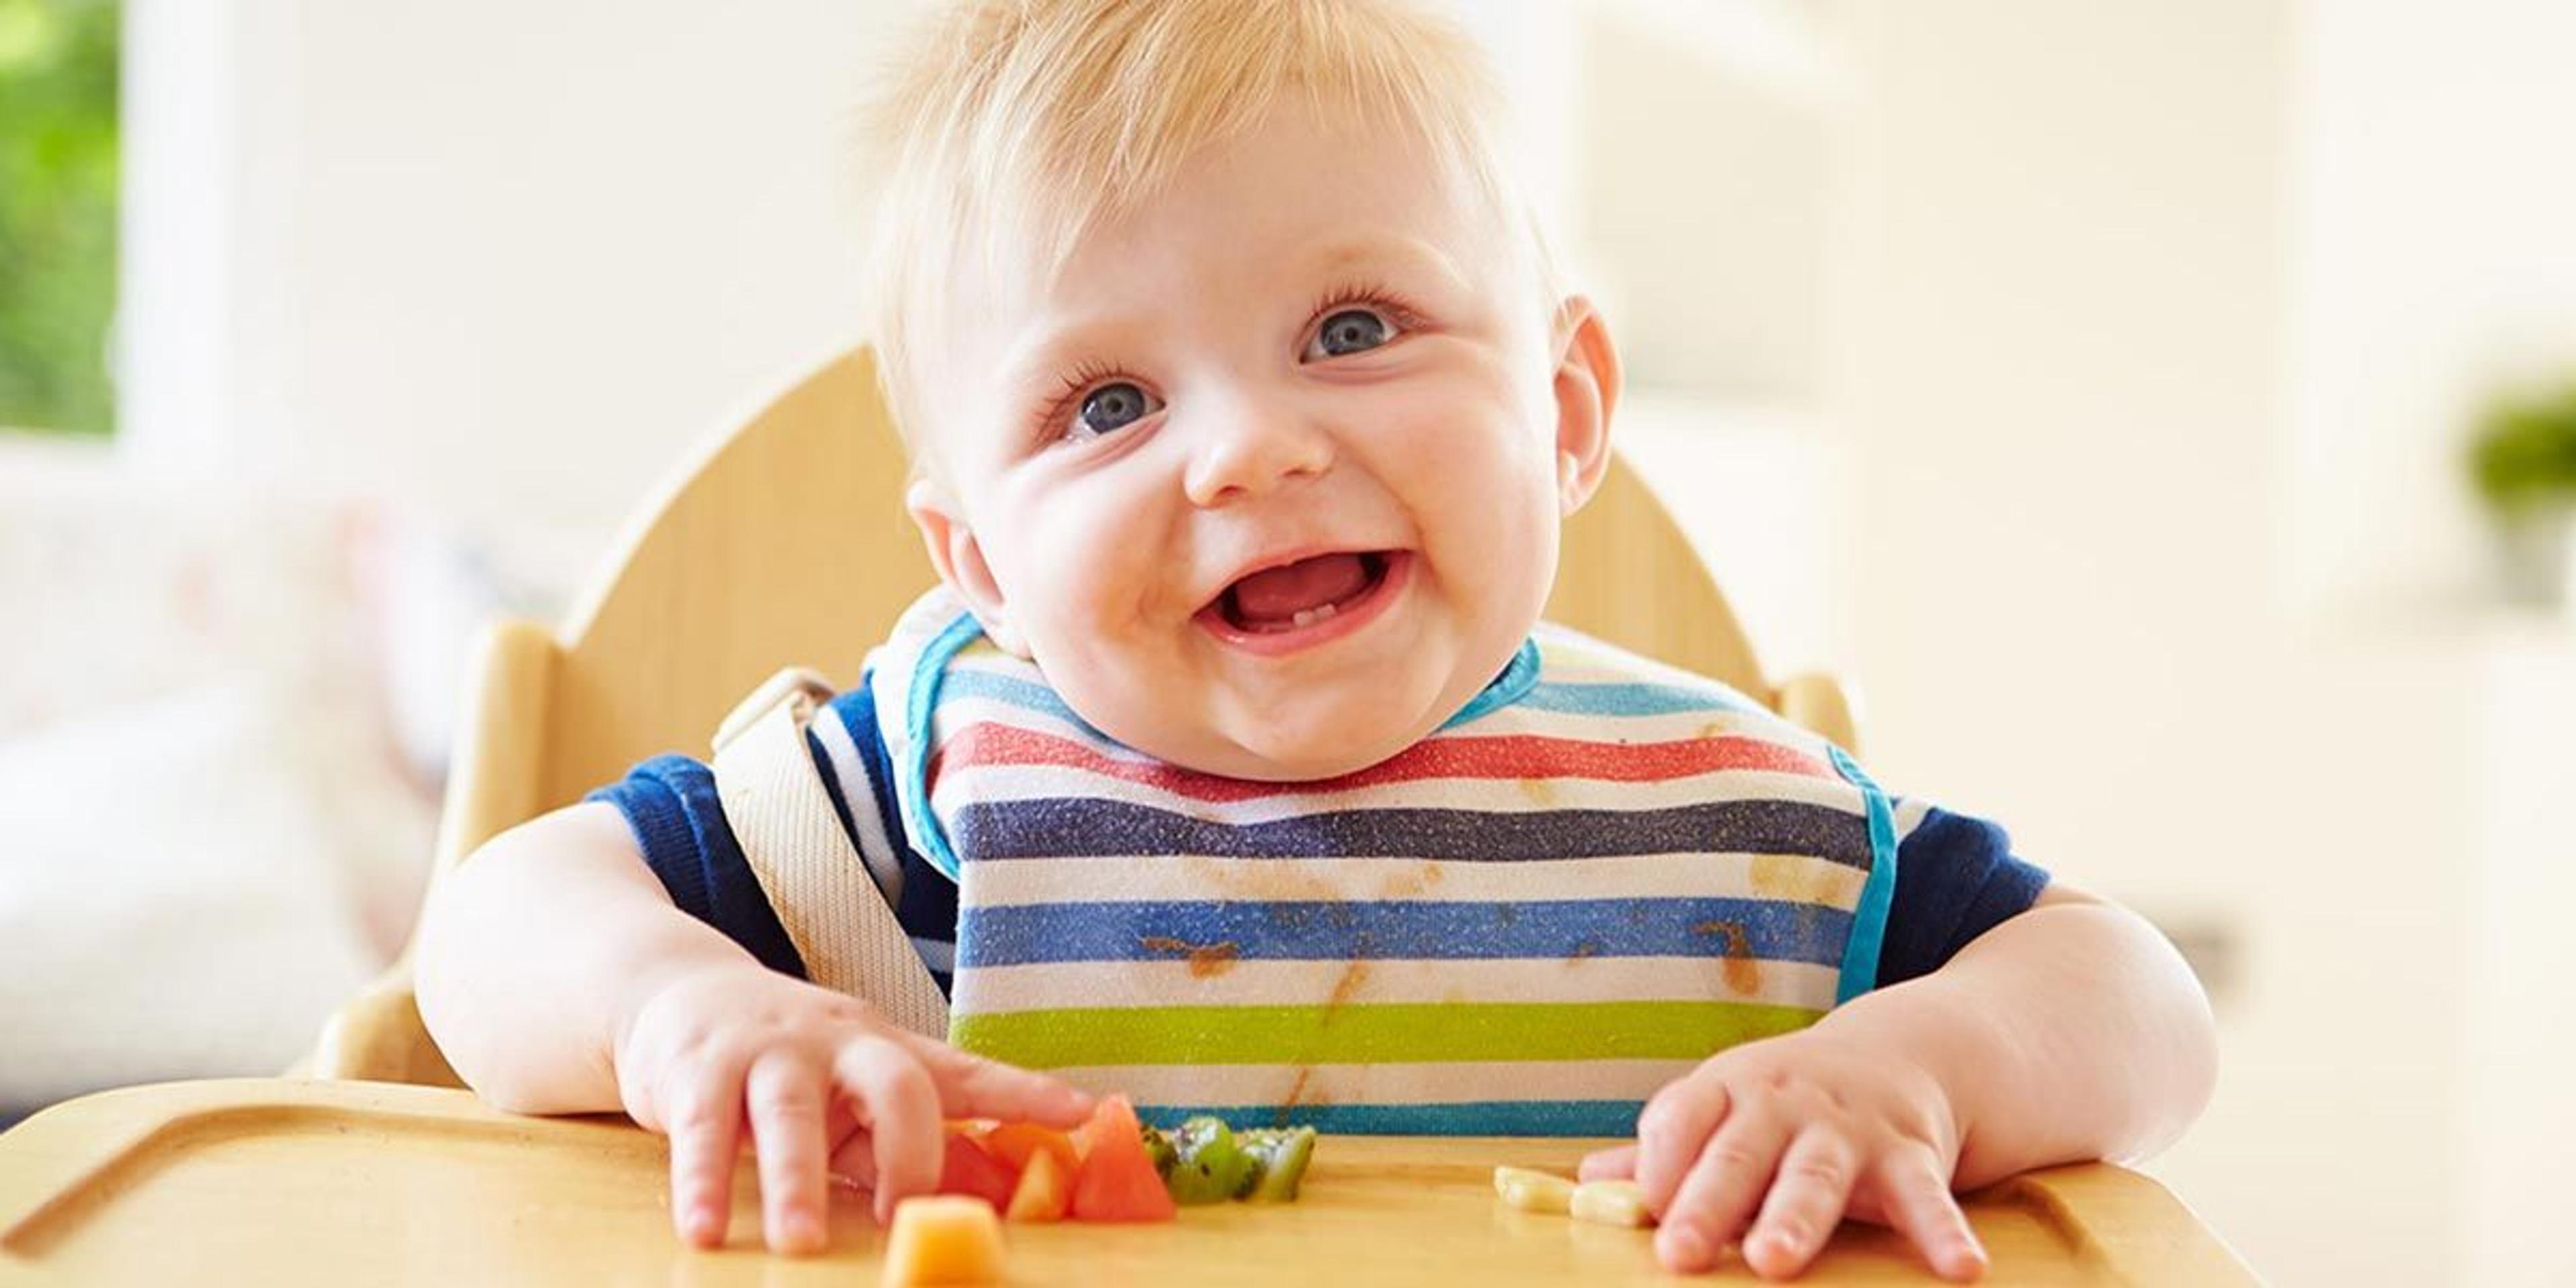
<box><xmin>0</xmin><ymin>0</ymin><xmax>117</xmax><ymax>437</ymax></box>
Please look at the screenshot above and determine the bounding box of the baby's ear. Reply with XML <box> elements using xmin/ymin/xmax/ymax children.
<box><xmin>905</xmin><ymin>477</ymin><xmax>1032</xmax><ymax>657</ymax></box>
<box><xmin>1549</xmin><ymin>295</ymin><xmax>1621</xmax><ymax>517</ymax></box>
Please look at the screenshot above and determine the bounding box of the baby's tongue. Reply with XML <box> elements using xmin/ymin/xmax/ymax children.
<box><xmin>1229</xmin><ymin>552</ymin><xmax>1371</xmax><ymax>626</ymax></box>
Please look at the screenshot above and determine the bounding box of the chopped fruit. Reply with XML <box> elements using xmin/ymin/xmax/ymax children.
<box><xmin>1237</xmin><ymin>1127</ymin><xmax>1319</xmax><ymax>1201</ymax></box>
<box><xmin>935</xmin><ymin>1132</ymin><xmax>1021</xmax><ymax>1212</ymax></box>
<box><xmin>1569</xmin><ymin>1179</ymin><xmax>1655</xmax><ymax>1228</ymax></box>
<box><xmin>1165</xmin><ymin>1117</ymin><xmax>1253</xmax><ymax>1204</ymax></box>
<box><xmin>882</xmin><ymin>1195</ymin><xmax>1005</xmax><ymax>1285</ymax></box>
<box><xmin>1004</xmin><ymin>1146</ymin><xmax>1071</xmax><ymax>1223</ymax></box>
<box><xmin>1068</xmin><ymin>1095</ymin><xmax>1179</xmax><ymax>1222</ymax></box>
<box><xmin>1140</xmin><ymin>1125</ymin><xmax>1177</xmax><ymax>1181</ymax></box>
<box><xmin>984</xmin><ymin>1122</ymin><xmax>1080</xmax><ymax>1179</ymax></box>
<box><xmin>1493</xmin><ymin>1165</ymin><xmax>1577</xmax><ymax>1214</ymax></box>
<box><xmin>947</xmin><ymin>1107</ymin><xmax>1318</xmax><ymax>1217</ymax></box>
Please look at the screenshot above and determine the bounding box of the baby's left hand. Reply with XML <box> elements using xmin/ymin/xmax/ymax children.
<box><xmin>1579</xmin><ymin>1027</ymin><xmax>1990</xmax><ymax>1281</ymax></box>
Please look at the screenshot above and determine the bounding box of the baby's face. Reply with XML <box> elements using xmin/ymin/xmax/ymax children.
<box><xmin>910</xmin><ymin>99</ymin><xmax>1611</xmax><ymax>780</ymax></box>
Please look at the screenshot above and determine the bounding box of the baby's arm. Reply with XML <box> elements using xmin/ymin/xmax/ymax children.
<box><xmin>416</xmin><ymin>803</ymin><xmax>738</xmax><ymax>1116</ymax></box>
<box><xmin>413</xmin><ymin>802</ymin><xmax>1091</xmax><ymax>1251</ymax></box>
<box><xmin>1586</xmin><ymin>882</ymin><xmax>2216</xmax><ymax>1281</ymax></box>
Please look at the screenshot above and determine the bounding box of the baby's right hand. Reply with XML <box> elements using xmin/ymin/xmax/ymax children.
<box><xmin>611</xmin><ymin>964</ymin><xmax>1093</xmax><ymax>1253</ymax></box>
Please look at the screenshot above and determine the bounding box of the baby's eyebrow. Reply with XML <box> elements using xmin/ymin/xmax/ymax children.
<box><xmin>1306</xmin><ymin>235</ymin><xmax>1471</xmax><ymax>295</ymax></box>
<box><xmin>993</xmin><ymin>322</ymin><xmax>1130</xmax><ymax>412</ymax></box>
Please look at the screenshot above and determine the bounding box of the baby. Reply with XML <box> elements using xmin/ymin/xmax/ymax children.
<box><xmin>414</xmin><ymin>0</ymin><xmax>2217</xmax><ymax>1279</ymax></box>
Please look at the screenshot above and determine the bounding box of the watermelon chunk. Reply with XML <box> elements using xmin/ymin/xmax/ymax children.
<box><xmin>935</xmin><ymin>1131</ymin><xmax>1021</xmax><ymax>1212</ymax></box>
<box><xmin>1068</xmin><ymin>1095</ymin><xmax>1178</xmax><ymax>1222</ymax></box>
<box><xmin>984</xmin><ymin>1122</ymin><xmax>1080</xmax><ymax>1179</ymax></box>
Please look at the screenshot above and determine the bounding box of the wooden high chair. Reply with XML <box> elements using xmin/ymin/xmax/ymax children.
<box><xmin>19</xmin><ymin>345</ymin><xmax>2249</xmax><ymax>1284</ymax></box>
<box><xmin>307</xmin><ymin>344</ymin><xmax>1860</xmax><ymax>1087</ymax></box>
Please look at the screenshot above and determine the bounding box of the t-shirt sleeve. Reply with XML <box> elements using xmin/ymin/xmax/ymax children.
<box><xmin>1874</xmin><ymin>804</ymin><xmax>2051</xmax><ymax>988</ymax></box>
<box><xmin>585</xmin><ymin>752</ymin><xmax>810</xmax><ymax>979</ymax></box>
<box><xmin>584</xmin><ymin>669</ymin><xmax>958</xmax><ymax>994</ymax></box>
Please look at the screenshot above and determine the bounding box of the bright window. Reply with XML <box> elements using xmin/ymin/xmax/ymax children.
<box><xmin>0</xmin><ymin>0</ymin><xmax>117</xmax><ymax>437</ymax></box>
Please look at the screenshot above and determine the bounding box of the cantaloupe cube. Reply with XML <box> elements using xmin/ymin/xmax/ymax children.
<box><xmin>883</xmin><ymin>1195</ymin><xmax>1006</xmax><ymax>1285</ymax></box>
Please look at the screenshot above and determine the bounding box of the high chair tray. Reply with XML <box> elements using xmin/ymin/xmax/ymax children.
<box><xmin>0</xmin><ymin>1078</ymin><xmax>2249</xmax><ymax>1285</ymax></box>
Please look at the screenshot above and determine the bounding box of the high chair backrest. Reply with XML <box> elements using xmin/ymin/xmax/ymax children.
<box><xmin>311</xmin><ymin>344</ymin><xmax>1856</xmax><ymax>1087</ymax></box>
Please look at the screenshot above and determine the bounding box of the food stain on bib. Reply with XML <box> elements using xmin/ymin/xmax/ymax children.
<box><xmin>1140</xmin><ymin>935</ymin><xmax>1240</xmax><ymax>978</ymax></box>
<box><xmin>1690</xmin><ymin>919</ymin><xmax>1764</xmax><ymax>996</ymax></box>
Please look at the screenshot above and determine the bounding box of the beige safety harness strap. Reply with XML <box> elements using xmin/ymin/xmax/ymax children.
<box><xmin>710</xmin><ymin>667</ymin><xmax>949</xmax><ymax>1039</ymax></box>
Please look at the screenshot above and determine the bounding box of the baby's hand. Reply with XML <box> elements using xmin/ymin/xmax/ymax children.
<box><xmin>1580</xmin><ymin>1028</ymin><xmax>1988</xmax><ymax>1281</ymax></box>
<box><xmin>611</xmin><ymin>964</ymin><xmax>1092</xmax><ymax>1253</ymax></box>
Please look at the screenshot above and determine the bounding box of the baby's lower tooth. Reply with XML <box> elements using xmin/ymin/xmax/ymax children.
<box><xmin>1284</xmin><ymin>602</ymin><xmax>1340</xmax><ymax>631</ymax></box>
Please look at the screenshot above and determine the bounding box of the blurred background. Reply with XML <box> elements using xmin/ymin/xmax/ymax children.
<box><xmin>5</xmin><ymin>0</ymin><xmax>2573</xmax><ymax>1281</ymax></box>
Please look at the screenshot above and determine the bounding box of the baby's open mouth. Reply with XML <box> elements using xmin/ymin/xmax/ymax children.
<box><xmin>1213</xmin><ymin>550</ymin><xmax>1395</xmax><ymax>635</ymax></box>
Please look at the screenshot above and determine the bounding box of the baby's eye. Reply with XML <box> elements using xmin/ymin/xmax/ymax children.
<box><xmin>1303</xmin><ymin>307</ymin><xmax>1399</xmax><ymax>361</ymax></box>
<box><xmin>1071</xmin><ymin>380</ymin><xmax>1162</xmax><ymax>439</ymax></box>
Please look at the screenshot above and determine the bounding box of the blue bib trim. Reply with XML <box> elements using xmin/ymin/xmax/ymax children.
<box><xmin>900</xmin><ymin>611</ymin><xmax>986</xmax><ymax>883</ymax></box>
<box><xmin>1440</xmin><ymin>637</ymin><xmax>1542</xmax><ymax>730</ymax></box>
<box><xmin>1827</xmin><ymin>743</ymin><xmax>1898</xmax><ymax>1004</ymax></box>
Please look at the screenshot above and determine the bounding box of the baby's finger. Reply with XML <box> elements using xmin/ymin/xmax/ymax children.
<box><xmin>835</xmin><ymin>1036</ymin><xmax>945</xmax><ymax>1226</ymax></box>
<box><xmin>826</xmin><ymin>1128</ymin><xmax>879</xmax><ymax>1193</ymax></box>
<box><xmin>1635</xmin><ymin>1077</ymin><xmax>1731</xmax><ymax>1215</ymax></box>
<box><xmin>898</xmin><ymin>1032</ymin><xmax>1095</xmax><ymax>1126</ymax></box>
<box><xmin>1656</xmin><ymin>1106</ymin><xmax>1793</xmax><ymax>1275</ymax></box>
<box><xmin>1876</xmin><ymin>1150</ymin><xmax>1988</xmax><ymax>1282</ymax></box>
<box><xmin>661</xmin><ymin>1060</ymin><xmax>751</xmax><ymax>1248</ymax></box>
<box><xmin>1741</xmin><ymin>1128</ymin><xmax>1861</xmax><ymax>1280</ymax></box>
<box><xmin>823</xmin><ymin>1097</ymin><xmax>863</xmax><ymax>1156</ymax></box>
<box><xmin>1578</xmin><ymin>1142</ymin><xmax>1638</xmax><ymax>1182</ymax></box>
<box><xmin>744</xmin><ymin>1053</ymin><xmax>833</xmax><ymax>1254</ymax></box>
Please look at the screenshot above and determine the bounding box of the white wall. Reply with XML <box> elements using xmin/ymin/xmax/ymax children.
<box><xmin>1817</xmin><ymin>2</ymin><xmax>2576</xmax><ymax>1283</ymax></box>
<box><xmin>1819</xmin><ymin>1</ymin><xmax>2440</xmax><ymax>1281</ymax></box>
<box><xmin>2287</xmin><ymin>5</ymin><xmax>2576</xmax><ymax>1285</ymax></box>
<box><xmin>2282</xmin><ymin>0</ymin><xmax>2576</xmax><ymax>619</ymax></box>
<box><xmin>122</xmin><ymin>0</ymin><xmax>926</xmax><ymax>584</ymax></box>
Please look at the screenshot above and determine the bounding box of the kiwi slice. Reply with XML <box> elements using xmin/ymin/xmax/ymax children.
<box><xmin>1164</xmin><ymin>1116</ymin><xmax>1253</xmax><ymax>1205</ymax></box>
<box><xmin>1235</xmin><ymin>1126</ymin><xmax>1319</xmax><ymax>1201</ymax></box>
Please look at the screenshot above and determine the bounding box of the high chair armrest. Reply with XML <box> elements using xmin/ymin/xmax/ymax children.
<box><xmin>306</xmin><ymin>618</ymin><xmax>558</xmax><ymax>1087</ymax></box>
<box><xmin>310</xmin><ymin>970</ymin><xmax>462</xmax><ymax>1087</ymax></box>
<box><xmin>1772</xmin><ymin>671</ymin><xmax>1861</xmax><ymax>756</ymax></box>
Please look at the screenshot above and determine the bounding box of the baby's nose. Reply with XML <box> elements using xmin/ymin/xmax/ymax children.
<box><xmin>1181</xmin><ymin>400</ymin><xmax>1336</xmax><ymax>506</ymax></box>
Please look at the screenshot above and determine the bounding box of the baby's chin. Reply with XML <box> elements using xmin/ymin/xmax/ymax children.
<box><xmin>1104</xmin><ymin>698</ymin><xmax>1443</xmax><ymax>784</ymax></box>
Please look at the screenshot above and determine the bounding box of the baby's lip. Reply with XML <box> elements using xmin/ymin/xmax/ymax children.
<box><xmin>1197</xmin><ymin>544</ymin><xmax>1405</xmax><ymax>617</ymax></box>
<box><xmin>1194</xmin><ymin>549</ymin><xmax>1412</xmax><ymax>656</ymax></box>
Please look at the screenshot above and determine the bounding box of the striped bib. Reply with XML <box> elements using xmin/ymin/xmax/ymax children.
<box><xmin>866</xmin><ymin>588</ymin><xmax>1897</xmax><ymax>1136</ymax></box>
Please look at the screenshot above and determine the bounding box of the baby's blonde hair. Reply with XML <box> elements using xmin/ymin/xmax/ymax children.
<box><xmin>854</xmin><ymin>0</ymin><xmax>1568</xmax><ymax>461</ymax></box>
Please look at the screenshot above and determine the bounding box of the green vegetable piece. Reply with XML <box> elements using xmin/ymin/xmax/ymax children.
<box><xmin>1236</xmin><ymin>1126</ymin><xmax>1318</xmax><ymax>1201</ymax></box>
<box><xmin>1163</xmin><ymin>1116</ymin><xmax>1252</xmax><ymax>1204</ymax></box>
<box><xmin>1139</xmin><ymin>1124</ymin><xmax>1177</xmax><ymax>1181</ymax></box>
